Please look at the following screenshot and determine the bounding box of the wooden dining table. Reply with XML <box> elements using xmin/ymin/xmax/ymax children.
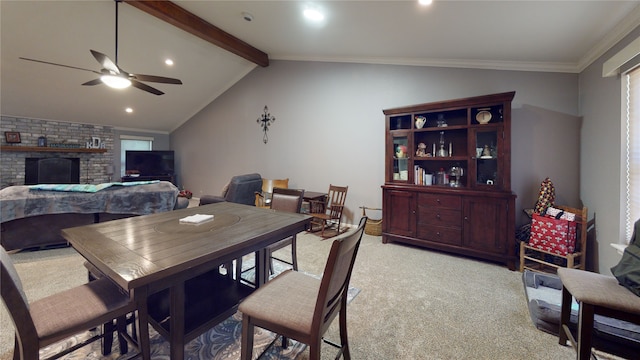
<box><xmin>61</xmin><ymin>201</ymin><xmax>311</xmax><ymax>360</ymax></box>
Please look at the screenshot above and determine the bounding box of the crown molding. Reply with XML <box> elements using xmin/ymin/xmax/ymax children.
<box><xmin>578</xmin><ymin>4</ymin><xmax>640</xmax><ymax>73</ymax></box>
<box><xmin>272</xmin><ymin>55</ymin><xmax>579</xmax><ymax>73</ymax></box>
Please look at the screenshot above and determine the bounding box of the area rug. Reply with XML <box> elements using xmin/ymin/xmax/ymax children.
<box><xmin>37</xmin><ymin>257</ymin><xmax>360</xmax><ymax>360</ymax></box>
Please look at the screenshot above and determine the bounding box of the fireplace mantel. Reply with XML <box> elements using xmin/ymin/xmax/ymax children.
<box><xmin>1</xmin><ymin>146</ymin><xmax>107</xmax><ymax>153</ymax></box>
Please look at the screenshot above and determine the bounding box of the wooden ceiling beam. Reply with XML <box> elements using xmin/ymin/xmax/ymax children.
<box><xmin>123</xmin><ymin>0</ymin><xmax>269</xmax><ymax>67</ymax></box>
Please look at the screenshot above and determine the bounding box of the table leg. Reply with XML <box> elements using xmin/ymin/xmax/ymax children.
<box><xmin>134</xmin><ymin>288</ymin><xmax>151</xmax><ymax>360</ymax></box>
<box><xmin>255</xmin><ymin>248</ymin><xmax>269</xmax><ymax>287</ymax></box>
<box><xmin>169</xmin><ymin>282</ymin><xmax>186</xmax><ymax>360</ymax></box>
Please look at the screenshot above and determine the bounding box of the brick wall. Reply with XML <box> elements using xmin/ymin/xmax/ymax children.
<box><xmin>1</xmin><ymin>116</ymin><xmax>114</xmax><ymax>188</ymax></box>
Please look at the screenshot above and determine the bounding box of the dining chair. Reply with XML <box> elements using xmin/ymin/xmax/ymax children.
<box><xmin>0</xmin><ymin>246</ymin><xmax>147</xmax><ymax>360</ymax></box>
<box><xmin>309</xmin><ymin>184</ymin><xmax>348</xmax><ymax>238</ymax></box>
<box><xmin>239</xmin><ymin>217</ymin><xmax>367</xmax><ymax>360</ymax></box>
<box><xmin>557</xmin><ymin>268</ymin><xmax>640</xmax><ymax>359</ymax></box>
<box><xmin>84</xmin><ymin>260</ymin><xmax>137</xmax><ymax>356</ymax></box>
<box><xmin>237</xmin><ymin>188</ymin><xmax>304</xmax><ymax>284</ymax></box>
<box><xmin>255</xmin><ymin>178</ymin><xmax>289</xmax><ymax>208</ymax></box>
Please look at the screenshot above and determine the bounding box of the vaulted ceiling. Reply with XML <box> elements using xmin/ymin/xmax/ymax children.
<box><xmin>2</xmin><ymin>1</ymin><xmax>639</xmax><ymax>133</ymax></box>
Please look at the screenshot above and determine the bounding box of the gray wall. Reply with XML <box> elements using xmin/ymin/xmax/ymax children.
<box><xmin>172</xmin><ymin>61</ymin><xmax>581</xmax><ymax>234</ymax></box>
<box><xmin>579</xmin><ymin>27</ymin><xmax>640</xmax><ymax>273</ymax></box>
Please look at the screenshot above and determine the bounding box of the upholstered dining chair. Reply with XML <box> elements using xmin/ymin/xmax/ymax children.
<box><xmin>237</xmin><ymin>188</ymin><xmax>304</xmax><ymax>284</ymax></box>
<box><xmin>0</xmin><ymin>246</ymin><xmax>147</xmax><ymax>360</ymax></box>
<box><xmin>239</xmin><ymin>217</ymin><xmax>367</xmax><ymax>360</ymax></box>
<box><xmin>557</xmin><ymin>268</ymin><xmax>640</xmax><ymax>359</ymax></box>
<box><xmin>255</xmin><ymin>178</ymin><xmax>289</xmax><ymax>208</ymax></box>
<box><xmin>309</xmin><ymin>184</ymin><xmax>348</xmax><ymax>238</ymax></box>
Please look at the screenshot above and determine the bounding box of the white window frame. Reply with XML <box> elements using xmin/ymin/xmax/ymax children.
<box><xmin>120</xmin><ymin>135</ymin><xmax>154</xmax><ymax>177</ymax></box>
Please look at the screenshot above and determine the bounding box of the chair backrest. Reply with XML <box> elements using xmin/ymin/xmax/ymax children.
<box><xmin>262</xmin><ymin>178</ymin><xmax>289</xmax><ymax>194</ymax></box>
<box><xmin>259</xmin><ymin>178</ymin><xmax>289</xmax><ymax>206</ymax></box>
<box><xmin>225</xmin><ymin>173</ymin><xmax>263</xmax><ymax>205</ymax></box>
<box><xmin>556</xmin><ymin>205</ymin><xmax>588</xmax><ymax>252</ymax></box>
<box><xmin>326</xmin><ymin>184</ymin><xmax>348</xmax><ymax>219</ymax></box>
<box><xmin>312</xmin><ymin>217</ymin><xmax>366</xmax><ymax>336</ymax></box>
<box><xmin>0</xmin><ymin>246</ymin><xmax>38</xmax><ymax>349</ymax></box>
<box><xmin>270</xmin><ymin>188</ymin><xmax>304</xmax><ymax>214</ymax></box>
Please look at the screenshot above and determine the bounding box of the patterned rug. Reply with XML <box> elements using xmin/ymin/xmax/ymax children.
<box><xmin>38</xmin><ymin>258</ymin><xmax>360</xmax><ymax>360</ymax></box>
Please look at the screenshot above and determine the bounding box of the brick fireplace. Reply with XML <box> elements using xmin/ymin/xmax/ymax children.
<box><xmin>1</xmin><ymin>116</ymin><xmax>113</xmax><ymax>188</ymax></box>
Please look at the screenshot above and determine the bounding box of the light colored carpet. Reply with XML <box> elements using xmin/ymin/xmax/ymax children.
<box><xmin>1</xmin><ymin>230</ymin><xmax>600</xmax><ymax>359</ymax></box>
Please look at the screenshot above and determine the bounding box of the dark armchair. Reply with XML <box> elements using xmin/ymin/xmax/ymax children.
<box><xmin>199</xmin><ymin>173</ymin><xmax>262</xmax><ymax>206</ymax></box>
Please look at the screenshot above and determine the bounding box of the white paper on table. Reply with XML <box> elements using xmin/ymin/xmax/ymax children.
<box><xmin>179</xmin><ymin>214</ymin><xmax>214</xmax><ymax>224</ymax></box>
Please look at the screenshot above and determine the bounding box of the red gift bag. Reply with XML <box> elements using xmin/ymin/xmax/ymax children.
<box><xmin>528</xmin><ymin>213</ymin><xmax>577</xmax><ymax>255</ymax></box>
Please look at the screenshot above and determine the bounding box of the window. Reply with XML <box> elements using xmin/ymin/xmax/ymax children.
<box><xmin>120</xmin><ymin>136</ymin><xmax>153</xmax><ymax>177</ymax></box>
<box><xmin>625</xmin><ymin>67</ymin><xmax>640</xmax><ymax>242</ymax></box>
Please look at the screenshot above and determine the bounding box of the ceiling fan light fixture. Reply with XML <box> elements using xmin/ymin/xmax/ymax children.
<box><xmin>303</xmin><ymin>7</ymin><xmax>324</xmax><ymax>22</ymax></box>
<box><xmin>100</xmin><ymin>74</ymin><xmax>131</xmax><ymax>89</ymax></box>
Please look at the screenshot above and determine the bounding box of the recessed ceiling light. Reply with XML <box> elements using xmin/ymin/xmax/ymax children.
<box><xmin>303</xmin><ymin>8</ymin><xmax>324</xmax><ymax>22</ymax></box>
<box><xmin>165</xmin><ymin>59</ymin><xmax>174</xmax><ymax>66</ymax></box>
<box><xmin>242</xmin><ymin>12</ymin><xmax>254</xmax><ymax>22</ymax></box>
<box><xmin>125</xmin><ymin>107</ymin><xmax>133</xmax><ymax>113</ymax></box>
<box><xmin>418</xmin><ymin>0</ymin><xmax>433</xmax><ymax>5</ymax></box>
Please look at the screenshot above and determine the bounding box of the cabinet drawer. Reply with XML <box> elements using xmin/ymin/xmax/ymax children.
<box><xmin>417</xmin><ymin>225</ymin><xmax>462</xmax><ymax>246</ymax></box>
<box><xmin>418</xmin><ymin>193</ymin><xmax>461</xmax><ymax>210</ymax></box>
<box><xmin>418</xmin><ymin>208</ymin><xmax>461</xmax><ymax>227</ymax></box>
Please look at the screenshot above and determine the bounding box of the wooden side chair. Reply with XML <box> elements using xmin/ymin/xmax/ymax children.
<box><xmin>239</xmin><ymin>217</ymin><xmax>367</xmax><ymax>360</ymax></box>
<box><xmin>309</xmin><ymin>184</ymin><xmax>348</xmax><ymax>238</ymax></box>
<box><xmin>0</xmin><ymin>246</ymin><xmax>148</xmax><ymax>360</ymax></box>
<box><xmin>255</xmin><ymin>178</ymin><xmax>289</xmax><ymax>208</ymax></box>
<box><xmin>237</xmin><ymin>188</ymin><xmax>304</xmax><ymax>284</ymax></box>
<box><xmin>520</xmin><ymin>205</ymin><xmax>588</xmax><ymax>273</ymax></box>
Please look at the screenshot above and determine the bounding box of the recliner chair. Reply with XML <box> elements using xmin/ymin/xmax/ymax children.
<box><xmin>199</xmin><ymin>173</ymin><xmax>262</xmax><ymax>206</ymax></box>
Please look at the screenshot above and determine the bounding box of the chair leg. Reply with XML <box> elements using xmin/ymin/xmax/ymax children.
<box><xmin>102</xmin><ymin>320</ymin><xmax>115</xmax><ymax>355</ymax></box>
<box><xmin>519</xmin><ymin>242</ymin><xmax>525</xmax><ymax>272</ymax></box>
<box><xmin>291</xmin><ymin>236</ymin><xmax>298</xmax><ymax>271</ymax></box>
<box><xmin>241</xmin><ymin>315</ymin><xmax>254</xmax><ymax>360</ymax></box>
<box><xmin>235</xmin><ymin>259</ymin><xmax>243</xmax><ymax>281</ymax></box>
<box><xmin>116</xmin><ymin>315</ymin><xmax>128</xmax><ymax>355</ymax></box>
<box><xmin>309</xmin><ymin>338</ymin><xmax>322</xmax><ymax>360</ymax></box>
<box><xmin>13</xmin><ymin>336</ymin><xmax>20</xmax><ymax>360</ymax></box>
<box><xmin>267</xmin><ymin>248</ymin><xmax>275</xmax><ymax>275</ymax></box>
<box><xmin>559</xmin><ymin>285</ymin><xmax>572</xmax><ymax>346</ymax></box>
<box><xmin>339</xmin><ymin>299</ymin><xmax>350</xmax><ymax>360</ymax></box>
<box><xmin>577</xmin><ymin>303</ymin><xmax>595</xmax><ymax>360</ymax></box>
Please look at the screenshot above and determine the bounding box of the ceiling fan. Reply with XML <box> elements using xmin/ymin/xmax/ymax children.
<box><xmin>19</xmin><ymin>0</ymin><xmax>182</xmax><ymax>96</ymax></box>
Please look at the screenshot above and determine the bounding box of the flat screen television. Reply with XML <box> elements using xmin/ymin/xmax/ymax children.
<box><xmin>125</xmin><ymin>150</ymin><xmax>175</xmax><ymax>176</ymax></box>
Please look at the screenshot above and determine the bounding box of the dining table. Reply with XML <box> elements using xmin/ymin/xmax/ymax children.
<box><xmin>61</xmin><ymin>201</ymin><xmax>311</xmax><ymax>360</ymax></box>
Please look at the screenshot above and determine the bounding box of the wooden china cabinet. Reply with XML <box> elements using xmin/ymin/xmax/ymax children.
<box><xmin>382</xmin><ymin>91</ymin><xmax>517</xmax><ymax>270</ymax></box>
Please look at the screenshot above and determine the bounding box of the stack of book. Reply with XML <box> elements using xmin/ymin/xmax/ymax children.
<box><xmin>414</xmin><ymin>166</ymin><xmax>433</xmax><ymax>186</ymax></box>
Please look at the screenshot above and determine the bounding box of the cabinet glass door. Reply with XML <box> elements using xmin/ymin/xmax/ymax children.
<box><xmin>473</xmin><ymin>128</ymin><xmax>502</xmax><ymax>189</ymax></box>
<box><xmin>392</xmin><ymin>136</ymin><xmax>410</xmax><ymax>182</ymax></box>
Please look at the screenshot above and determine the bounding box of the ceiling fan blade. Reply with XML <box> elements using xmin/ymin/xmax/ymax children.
<box><xmin>130</xmin><ymin>79</ymin><xmax>164</xmax><ymax>95</ymax></box>
<box><xmin>82</xmin><ymin>78</ymin><xmax>103</xmax><ymax>86</ymax></box>
<box><xmin>131</xmin><ymin>74</ymin><xmax>183</xmax><ymax>85</ymax></box>
<box><xmin>19</xmin><ymin>57</ymin><xmax>101</xmax><ymax>74</ymax></box>
<box><xmin>90</xmin><ymin>50</ymin><xmax>120</xmax><ymax>74</ymax></box>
